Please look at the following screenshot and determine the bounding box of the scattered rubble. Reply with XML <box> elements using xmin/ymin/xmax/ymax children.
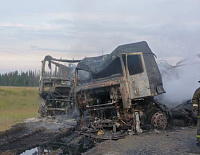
<box><xmin>0</xmin><ymin>116</ymin><xmax>199</xmax><ymax>154</ymax></box>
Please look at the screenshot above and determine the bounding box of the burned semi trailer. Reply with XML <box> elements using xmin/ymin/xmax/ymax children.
<box><xmin>75</xmin><ymin>41</ymin><xmax>170</xmax><ymax>134</ymax></box>
<box><xmin>38</xmin><ymin>55</ymin><xmax>80</xmax><ymax>116</ymax></box>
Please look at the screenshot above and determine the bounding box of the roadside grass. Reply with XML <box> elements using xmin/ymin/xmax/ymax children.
<box><xmin>0</xmin><ymin>86</ymin><xmax>39</xmax><ymax>131</ymax></box>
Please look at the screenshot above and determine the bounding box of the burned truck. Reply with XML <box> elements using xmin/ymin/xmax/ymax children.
<box><xmin>38</xmin><ymin>55</ymin><xmax>80</xmax><ymax>116</ymax></box>
<box><xmin>75</xmin><ymin>41</ymin><xmax>170</xmax><ymax>134</ymax></box>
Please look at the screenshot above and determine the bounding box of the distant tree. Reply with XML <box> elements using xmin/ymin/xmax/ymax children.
<box><xmin>0</xmin><ymin>70</ymin><xmax>40</xmax><ymax>87</ymax></box>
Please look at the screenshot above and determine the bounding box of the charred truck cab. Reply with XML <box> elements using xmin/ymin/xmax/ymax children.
<box><xmin>75</xmin><ymin>41</ymin><xmax>169</xmax><ymax>134</ymax></box>
<box><xmin>38</xmin><ymin>55</ymin><xmax>80</xmax><ymax>116</ymax></box>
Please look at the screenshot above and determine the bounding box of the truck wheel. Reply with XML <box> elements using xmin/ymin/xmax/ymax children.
<box><xmin>151</xmin><ymin>111</ymin><xmax>167</xmax><ymax>129</ymax></box>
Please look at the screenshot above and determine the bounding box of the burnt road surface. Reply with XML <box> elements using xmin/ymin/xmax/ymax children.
<box><xmin>0</xmin><ymin>116</ymin><xmax>77</xmax><ymax>154</ymax></box>
<box><xmin>84</xmin><ymin>127</ymin><xmax>200</xmax><ymax>155</ymax></box>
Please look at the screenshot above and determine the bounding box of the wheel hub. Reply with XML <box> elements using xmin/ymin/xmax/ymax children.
<box><xmin>151</xmin><ymin>112</ymin><xmax>167</xmax><ymax>129</ymax></box>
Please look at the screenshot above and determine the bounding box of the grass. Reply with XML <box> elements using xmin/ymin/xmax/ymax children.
<box><xmin>0</xmin><ymin>86</ymin><xmax>39</xmax><ymax>131</ymax></box>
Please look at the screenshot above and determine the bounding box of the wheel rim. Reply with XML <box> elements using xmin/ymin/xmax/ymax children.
<box><xmin>151</xmin><ymin>112</ymin><xmax>167</xmax><ymax>129</ymax></box>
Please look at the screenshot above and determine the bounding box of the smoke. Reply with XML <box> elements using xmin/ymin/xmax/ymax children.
<box><xmin>157</xmin><ymin>56</ymin><xmax>200</xmax><ymax>108</ymax></box>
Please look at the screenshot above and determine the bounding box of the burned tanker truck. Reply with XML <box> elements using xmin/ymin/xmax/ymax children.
<box><xmin>38</xmin><ymin>55</ymin><xmax>80</xmax><ymax>116</ymax></box>
<box><xmin>75</xmin><ymin>41</ymin><xmax>170</xmax><ymax>134</ymax></box>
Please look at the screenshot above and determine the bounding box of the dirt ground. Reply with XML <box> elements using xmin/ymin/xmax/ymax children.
<box><xmin>84</xmin><ymin>127</ymin><xmax>200</xmax><ymax>155</ymax></box>
<box><xmin>0</xmin><ymin>116</ymin><xmax>200</xmax><ymax>155</ymax></box>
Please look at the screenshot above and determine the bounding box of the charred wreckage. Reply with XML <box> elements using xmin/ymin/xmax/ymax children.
<box><xmin>38</xmin><ymin>55</ymin><xmax>80</xmax><ymax>116</ymax></box>
<box><xmin>39</xmin><ymin>41</ymin><xmax>196</xmax><ymax>139</ymax></box>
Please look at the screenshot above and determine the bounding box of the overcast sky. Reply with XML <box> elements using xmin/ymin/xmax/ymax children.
<box><xmin>0</xmin><ymin>0</ymin><xmax>200</xmax><ymax>73</ymax></box>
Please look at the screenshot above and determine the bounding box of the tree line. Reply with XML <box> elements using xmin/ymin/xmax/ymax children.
<box><xmin>0</xmin><ymin>70</ymin><xmax>40</xmax><ymax>87</ymax></box>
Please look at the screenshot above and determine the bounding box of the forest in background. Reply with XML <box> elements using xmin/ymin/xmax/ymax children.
<box><xmin>0</xmin><ymin>70</ymin><xmax>40</xmax><ymax>87</ymax></box>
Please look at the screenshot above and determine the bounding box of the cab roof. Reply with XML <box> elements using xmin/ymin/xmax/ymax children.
<box><xmin>77</xmin><ymin>41</ymin><xmax>154</xmax><ymax>73</ymax></box>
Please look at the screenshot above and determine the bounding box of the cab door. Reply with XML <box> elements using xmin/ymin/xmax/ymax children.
<box><xmin>125</xmin><ymin>53</ymin><xmax>151</xmax><ymax>99</ymax></box>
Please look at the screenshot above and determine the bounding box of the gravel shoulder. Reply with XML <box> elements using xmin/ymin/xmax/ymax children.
<box><xmin>84</xmin><ymin>127</ymin><xmax>200</xmax><ymax>155</ymax></box>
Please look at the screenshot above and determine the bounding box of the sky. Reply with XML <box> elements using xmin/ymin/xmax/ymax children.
<box><xmin>0</xmin><ymin>0</ymin><xmax>200</xmax><ymax>73</ymax></box>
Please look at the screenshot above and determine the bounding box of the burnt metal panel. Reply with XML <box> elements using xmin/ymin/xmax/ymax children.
<box><xmin>143</xmin><ymin>54</ymin><xmax>165</xmax><ymax>95</ymax></box>
<box><xmin>125</xmin><ymin>53</ymin><xmax>151</xmax><ymax>99</ymax></box>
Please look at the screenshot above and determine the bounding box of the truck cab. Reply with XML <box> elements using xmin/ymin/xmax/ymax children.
<box><xmin>75</xmin><ymin>41</ymin><xmax>169</xmax><ymax>134</ymax></box>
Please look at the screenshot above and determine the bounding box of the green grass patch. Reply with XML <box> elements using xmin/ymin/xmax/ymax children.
<box><xmin>0</xmin><ymin>86</ymin><xmax>39</xmax><ymax>131</ymax></box>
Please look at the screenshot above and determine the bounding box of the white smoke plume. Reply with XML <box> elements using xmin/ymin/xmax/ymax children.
<box><xmin>157</xmin><ymin>56</ymin><xmax>200</xmax><ymax>108</ymax></box>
